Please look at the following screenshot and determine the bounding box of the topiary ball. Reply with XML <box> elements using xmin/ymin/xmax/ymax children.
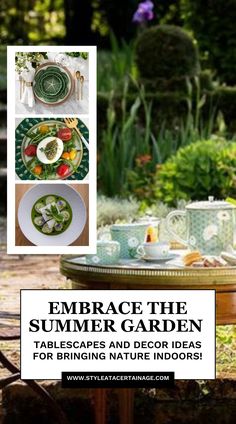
<box><xmin>135</xmin><ymin>25</ymin><xmax>200</xmax><ymax>80</ymax></box>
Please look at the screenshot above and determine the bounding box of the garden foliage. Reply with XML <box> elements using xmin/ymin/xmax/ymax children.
<box><xmin>155</xmin><ymin>139</ymin><xmax>236</xmax><ymax>205</ymax></box>
<box><xmin>135</xmin><ymin>25</ymin><xmax>199</xmax><ymax>80</ymax></box>
<box><xmin>183</xmin><ymin>0</ymin><xmax>236</xmax><ymax>85</ymax></box>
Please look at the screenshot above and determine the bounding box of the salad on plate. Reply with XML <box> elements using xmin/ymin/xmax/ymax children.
<box><xmin>20</xmin><ymin>121</ymin><xmax>83</xmax><ymax>179</ymax></box>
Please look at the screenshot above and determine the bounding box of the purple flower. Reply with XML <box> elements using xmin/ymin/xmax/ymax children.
<box><xmin>133</xmin><ymin>1</ymin><xmax>154</xmax><ymax>23</ymax></box>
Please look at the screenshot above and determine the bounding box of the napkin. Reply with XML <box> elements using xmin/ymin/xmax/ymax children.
<box><xmin>20</xmin><ymin>62</ymin><xmax>35</xmax><ymax>108</ymax></box>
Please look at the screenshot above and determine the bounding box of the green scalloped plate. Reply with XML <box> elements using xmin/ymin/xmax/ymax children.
<box><xmin>33</xmin><ymin>64</ymin><xmax>73</xmax><ymax>105</ymax></box>
<box><xmin>15</xmin><ymin>118</ymin><xmax>89</xmax><ymax>181</ymax></box>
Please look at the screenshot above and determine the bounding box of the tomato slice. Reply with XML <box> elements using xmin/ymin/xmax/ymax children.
<box><xmin>24</xmin><ymin>145</ymin><xmax>37</xmax><ymax>156</ymax></box>
<box><xmin>57</xmin><ymin>128</ymin><xmax>72</xmax><ymax>141</ymax></box>
<box><xmin>57</xmin><ymin>164</ymin><xmax>70</xmax><ymax>177</ymax></box>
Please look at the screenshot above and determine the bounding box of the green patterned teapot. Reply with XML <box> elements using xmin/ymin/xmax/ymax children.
<box><xmin>166</xmin><ymin>197</ymin><xmax>236</xmax><ymax>255</ymax></box>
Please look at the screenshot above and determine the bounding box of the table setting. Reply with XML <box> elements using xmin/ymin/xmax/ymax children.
<box><xmin>15</xmin><ymin>52</ymin><xmax>89</xmax><ymax>114</ymax></box>
<box><xmin>61</xmin><ymin>196</ymin><xmax>236</xmax><ymax>283</ymax></box>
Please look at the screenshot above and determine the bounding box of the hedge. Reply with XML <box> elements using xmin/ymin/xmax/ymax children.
<box><xmin>98</xmin><ymin>84</ymin><xmax>236</xmax><ymax>137</ymax></box>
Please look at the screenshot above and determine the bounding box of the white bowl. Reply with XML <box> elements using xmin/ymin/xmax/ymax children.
<box><xmin>18</xmin><ymin>184</ymin><xmax>86</xmax><ymax>246</ymax></box>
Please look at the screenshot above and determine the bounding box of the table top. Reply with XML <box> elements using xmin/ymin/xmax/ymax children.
<box><xmin>15</xmin><ymin>52</ymin><xmax>89</xmax><ymax>114</ymax></box>
<box><xmin>60</xmin><ymin>254</ymin><xmax>236</xmax><ymax>287</ymax></box>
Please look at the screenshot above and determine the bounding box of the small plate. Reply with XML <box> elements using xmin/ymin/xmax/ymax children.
<box><xmin>18</xmin><ymin>184</ymin><xmax>86</xmax><ymax>246</ymax></box>
<box><xmin>140</xmin><ymin>253</ymin><xmax>179</xmax><ymax>263</ymax></box>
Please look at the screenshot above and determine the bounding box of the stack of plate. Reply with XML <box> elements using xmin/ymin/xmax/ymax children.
<box><xmin>34</xmin><ymin>65</ymin><xmax>72</xmax><ymax>104</ymax></box>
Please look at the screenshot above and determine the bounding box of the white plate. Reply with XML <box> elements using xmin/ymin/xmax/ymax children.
<box><xmin>141</xmin><ymin>253</ymin><xmax>179</xmax><ymax>263</ymax></box>
<box><xmin>18</xmin><ymin>184</ymin><xmax>86</xmax><ymax>246</ymax></box>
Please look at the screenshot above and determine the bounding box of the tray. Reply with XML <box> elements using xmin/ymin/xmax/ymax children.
<box><xmin>60</xmin><ymin>255</ymin><xmax>236</xmax><ymax>286</ymax></box>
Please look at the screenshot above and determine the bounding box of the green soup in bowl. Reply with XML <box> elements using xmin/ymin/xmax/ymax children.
<box><xmin>31</xmin><ymin>194</ymin><xmax>72</xmax><ymax>235</ymax></box>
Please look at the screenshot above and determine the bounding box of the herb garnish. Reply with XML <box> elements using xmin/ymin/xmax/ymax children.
<box><xmin>40</xmin><ymin>138</ymin><xmax>58</xmax><ymax>160</ymax></box>
<box><xmin>45</xmin><ymin>204</ymin><xmax>64</xmax><ymax>223</ymax></box>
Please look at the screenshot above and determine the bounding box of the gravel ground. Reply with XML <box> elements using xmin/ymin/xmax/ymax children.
<box><xmin>0</xmin><ymin>217</ymin><xmax>68</xmax><ymax>421</ymax></box>
<box><xmin>0</xmin><ymin>217</ymin><xmax>67</xmax><ymax>377</ymax></box>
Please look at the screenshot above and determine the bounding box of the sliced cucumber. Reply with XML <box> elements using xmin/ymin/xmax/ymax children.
<box><xmin>46</xmin><ymin>196</ymin><xmax>56</xmax><ymax>205</ymax></box>
<box><xmin>61</xmin><ymin>210</ymin><xmax>70</xmax><ymax>221</ymax></box>
<box><xmin>56</xmin><ymin>199</ymin><xmax>66</xmax><ymax>210</ymax></box>
<box><xmin>34</xmin><ymin>216</ymin><xmax>44</xmax><ymax>226</ymax></box>
<box><xmin>54</xmin><ymin>222</ymin><xmax>63</xmax><ymax>232</ymax></box>
<box><xmin>42</xmin><ymin>223</ymin><xmax>53</xmax><ymax>234</ymax></box>
<box><xmin>34</xmin><ymin>202</ymin><xmax>44</xmax><ymax>213</ymax></box>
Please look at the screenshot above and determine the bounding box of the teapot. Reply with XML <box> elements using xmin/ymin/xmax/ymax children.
<box><xmin>166</xmin><ymin>197</ymin><xmax>236</xmax><ymax>255</ymax></box>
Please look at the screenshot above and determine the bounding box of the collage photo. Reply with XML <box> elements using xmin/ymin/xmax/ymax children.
<box><xmin>8</xmin><ymin>47</ymin><xmax>96</xmax><ymax>252</ymax></box>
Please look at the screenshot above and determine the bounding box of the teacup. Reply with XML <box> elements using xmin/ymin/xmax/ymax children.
<box><xmin>110</xmin><ymin>223</ymin><xmax>149</xmax><ymax>259</ymax></box>
<box><xmin>137</xmin><ymin>241</ymin><xmax>170</xmax><ymax>259</ymax></box>
<box><xmin>86</xmin><ymin>240</ymin><xmax>120</xmax><ymax>265</ymax></box>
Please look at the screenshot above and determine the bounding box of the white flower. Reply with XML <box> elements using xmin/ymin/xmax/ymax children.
<box><xmin>128</xmin><ymin>237</ymin><xmax>139</xmax><ymax>248</ymax></box>
<box><xmin>217</xmin><ymin>211</ymin><xmax>230</xmax><ymax>221</ymax></box>
<box><xmin>203</xmin><ymin>224</ymin><xmax>218</xmax><ymax>241</ymax></box>
<box><xmin>105</xmin><ymin>246</ymin><xmax>114</xmax><ymax>256</ymax></box>
<box><xmin>92</xmin><ymin>256</ymin><xmax>100</xmax><ymax>264</ymax></box>
<box><xmin>161</xmin><ymin>247</ymin><xmax>169</xmax><ymax>256</ymax></box>
<box><xmin>189</xmin><ymin>235</ymin><xmax>197</xmax><ymax>246</ymax></box>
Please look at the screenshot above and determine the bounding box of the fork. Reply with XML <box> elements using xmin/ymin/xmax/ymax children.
<box><xmin>64</xmin><ymin>118</ymin><xmax>89</xmax><ymax>150</ymax></box>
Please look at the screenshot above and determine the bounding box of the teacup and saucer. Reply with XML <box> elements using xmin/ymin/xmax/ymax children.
<box><xmin>137</xmin><ymin>241</ymin><xmax>176</xmax><ymax>263</ymax></box>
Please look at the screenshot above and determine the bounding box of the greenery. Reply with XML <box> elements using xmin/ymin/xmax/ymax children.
<box><xmin>98</xmin><ymin>71</ymin><xmax>224</xmax><ymax>201</ymax></box>
<box><xmin>211</xmin><ymin>87</ymin><xmax>236</xmax><ymax>134</ymax></box>
<box><xmin>0</xmin><ymin>0</ymin><xmax>65</xmax><ymax>44</ymax></box>
<box><xmin>135</xmin><ymin>25</ymin><xmax>200</xmax><ymax>80</ymax></box>
<box><xmin>183</xmin><ymin>0</ymin><xmax>236</xmax><ymax>85</ymax></box>
<box><xmin>15</xmin><ymin>52</ymin><xmax>48</xmax><ymax>72</ymax></box>
<box><xmin>98</xmin><ymin>80</ymin><xmax>158</xmax><ymax>197</ymax></box>
<box><xmin>97</xmin><ymin>196</ymin><xmax>140</xmax><ymax>227</ymax></box>
<box><xmin>65</xmin><ymin>52</ymin><xmax>88</xmax><ymax>59</ymax></box>
<box><xmin>97</xmin><ymin>33</ymin><xmax>136</xmax><ymax>93</ymax></box>
<box><xmin>0</xmin><ymin>46</ymin><xmax>7</xmax><ymax>91</ymax></box>
<box><xmin>216</xmin><ymin>325</ymin><xmax>236</xmax><ymax>375</ymax></box>
<box><xmin>154</xmin><ymin>139</ymin><xmax>236</xmax><ymax>206</ymax></box>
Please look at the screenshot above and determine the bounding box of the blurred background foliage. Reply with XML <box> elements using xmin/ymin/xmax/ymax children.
<box><xmin>1</xmin><ymin>0</ymin><xmax>236</xmax><ymax>204</ymax></box>
<box><xmin>1</xmin><ymin>0</ymin><xmax>236</xmax><ymax>80</ymax></box>
<box><xmin>1</xmin><ymin>0</ymin><xmax>236</xmax><ymax>82</ymax></box>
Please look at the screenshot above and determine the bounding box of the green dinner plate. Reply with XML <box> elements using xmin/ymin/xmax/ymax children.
<box><xmin>34</xmin><ymin>65</ymin><xmax>72</xmax><ymax>104</ymax></box>
<box><xmin>15</xmin><ymin>118</ymin><xmax>89</xmax><ymax>181</ymax></box>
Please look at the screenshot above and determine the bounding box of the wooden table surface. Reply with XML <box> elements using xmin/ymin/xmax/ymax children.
<box><xmin>15</xmin><ymin>184</ymin><xmax>89</xmax><ymax>246</ymax></box>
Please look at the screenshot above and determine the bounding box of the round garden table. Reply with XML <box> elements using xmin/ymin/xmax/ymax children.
<box><xmin>61</xmin><ymin>255</ymin><xmax>236</xmax><ymax>325</ymax></box>
<box><xmin>60</xmin><ymin>254</ymin><xmax>236</xmax><ymax>424</ymax></box>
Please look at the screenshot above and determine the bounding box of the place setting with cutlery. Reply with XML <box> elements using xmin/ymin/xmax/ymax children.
<box><xmin>15</xmin><ymin>51</ymin><xmax>88</xmax><ymax>114</ymax></box>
